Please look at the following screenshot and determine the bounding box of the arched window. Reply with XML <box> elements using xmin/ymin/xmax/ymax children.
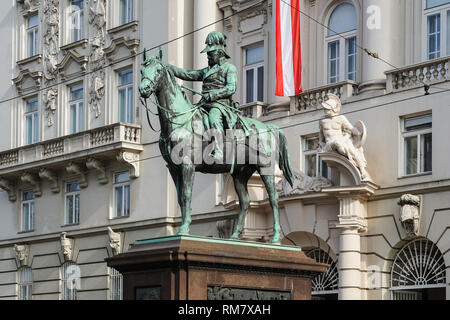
<box><xmin>18</xmin><ymin>267</ymin><xmax>32</xmax><ymax>300</ymax></box>
<box><xmin>109</xmin><ymin>267</ymin><xmax>123</xmax><ymax>300</ymax></box>
<box><xmin>391</xmin><ymin>239</ymin><xmax>446</xmax><ymax>300</ymax></box>
<box><xmin>326</xmin><ymin>2</ymin><xmax>357</xmax><ymax>83</ymax></box>
<box><xmin>61</xmin><ymin>261</ymin><xmax>80</xmax><ymax>300</ymax></box>
<box><xmin>306</xmin><ymin>249</ymin><xmax>339</xmax><ymax>300</ymax></box>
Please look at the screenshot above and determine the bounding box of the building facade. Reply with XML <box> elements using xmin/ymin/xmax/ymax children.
<box><xmin>0</xmin><ymin>0</ymin><xmax>448</xmax><ymax>300</ymax></box>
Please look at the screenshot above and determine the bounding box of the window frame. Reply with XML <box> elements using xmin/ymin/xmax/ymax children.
<box><xmin>243</xmin><ymin>44</ymin><xmax>265</xmax><ymax>104</ymax></box>
<box><xmin>18</xmin><ymin>267</ymin><xmax>33</xmax><ymax>300</ymax></box>
<box><xmin>113</xmin><ymin>171</ymin><xmax>131</xmax><ymax>218</ymax></box>
<box><xmin>65</xmin><ymin>182</ymin><xmax>81</xmax><ymax>226</ymax></box>
<box><xmin>109</xmin><ymin>267</ymin><xmax>123</xmax><ymax>300</ymax></box>
<box><xmin>24</xmin><ymin>97</ymin><xmax>39</xmax><ymax>146</ymax></box>
<box><xmin>422</xmin><ymin>0</ymin><xmax>450</xmax><ymax>60</ymax></box>
<box><xmin>21</xmin><ymin>191</ymin><xmax>35</xmax><ymax>232</ymax></box>
<box><xmin>69</xmin><ymin>83</ymin><xmax>84</xmax><ymax>134</ymax></box>
<box><xmin>401</xmin><ymin>114</ymin><xmax>433</xmax><ymax>177</ymax></box>
<box><xmin>119</xmin><ymin>0</ymin><xmax>135</xmax><ymax>26</ymax></box>
<box><xmin>302</xmin><ymin>134</ymin><xmax>329</xmax><ymax>179</ymax></box>
<box><xmin>69</xmin><ymin>0</ymin><xmax>85</xmax><ymax>43</ymax></box>
<box><xmin>326</xmin><ymin>31</ymin><xmax>357</xmax><ymax>84</ymax></box>
<box><xmin>118</xmin><ymin>68</ymin><xmax>134</xmax><ymax>123</ymax></box>
<box><xmin>26</xmin><ymin>14</ymin><xmax>39</xmax><ymax>58</ymax></box>
<box><xmin>325</xmin><ymin>2</ymin><xmax>359</xmax><ymax>84</ymax></box>
<box><xmin>61</xmin><ymin>261</ymin><xmax>78</xmax><ymax>300</ymax></box>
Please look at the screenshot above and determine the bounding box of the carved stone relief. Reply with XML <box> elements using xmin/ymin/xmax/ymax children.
<box><xmin>17</xmin><ymin>0</ymin><xmax>40</xmax><ymax>12</ymax></box>
<box><xmin>88</xmin><ymin>0</ymin><xmax>107</xmax><ymax>118</ymax></box>
<box><xmin>14</xmin><ymin>244</ymin><xmax>30</xmax><ymax>267</ymax></box>
<box><xmin>60</xmin><ymin>232</ymin><xmax>74</xmax><ymax>261</ymax></box>
<box><xmin>276</xmin><ymin>169</ymin><xmax>332</xmax><ymax>197</ymax></box>
<box><xmin>43</xmin><ymin>0</ymin><xmax>60</xmax><ymax>83</ymax></box>
<box><xmin>107</xmin><ymin>227</ymin><xmax>121</xmax><ymax>255</ymax></box>
<box><xmin>398</xmin><ymin>194</ymin><xmax>421</xmax><ymax>237</ymax></box>
<box><xmin>43</xmin><ymin>88</ymin><xmax>58</xmax><ymax>127</ymax></box>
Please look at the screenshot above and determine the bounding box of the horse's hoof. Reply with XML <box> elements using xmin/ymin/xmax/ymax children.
<box><xmin>176</xmin><ymin>226</ymin><xmax>190</xmax><ymax>236</ymax></box>
<box><xmin>230</xmin><ymin>234</ymin><xmax>240</xmax><ymax>241</ymax></box>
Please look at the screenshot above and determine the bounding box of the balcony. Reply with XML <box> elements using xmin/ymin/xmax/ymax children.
<box><xmin>0</xmin><ymin>123</ymin><xmax>143</xmax><ymax>201</ymax></box>
<box><xmin>293</xmin><ymin>80</ymin><xmax>359</xmax><ymax>113</ymax></box>
<box><xmin>385</xmin><ymin>56</ymin><xmax>449</xmax><ymax>93</ymax></box>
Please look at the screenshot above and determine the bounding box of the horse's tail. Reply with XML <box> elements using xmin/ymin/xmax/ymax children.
<box><xmin>277</xmin><ymin>129</ymin><xmax>294</xmax><ymax>188</ymax></box>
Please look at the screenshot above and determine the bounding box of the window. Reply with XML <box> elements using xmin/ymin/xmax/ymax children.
<box><xmin>120</xmin><ymin>0</ymin><xmax>134</xmax><ymax>25</ymax></box>
<box><xmin>109</xmin><ymin>268</ymin><xmax>123</xmax><ymax>300</ymax></box>
<box><xmin>25</xmin><ymin>97</ymin><xmax>39</xmax><ymax>145</ymax></box>
<box><xmin>326</xmin><ymin>3</ymin><xmax>357</xmax><ymax>83</ymax></box>
<box><xmin>61</xmin><ymin>262</ymin><xmax>79</xmax><ymax>300</ymax></box>
<box><xmin>114</xmin><ymin>172</ymin><xmax>130</xmax><ymax>218</ymax></box>
<box><xmin>307</xmin><ymin>249</ymin><xmax>338</xmax><ymax>300</ymax></box>
<box><xmin>402</xmin><ymin>114</ymin><xmax>432</xmax><ymax>176</ymax></box>
<box><xmin>118</xmin><ymin>69</ymin><xmax>134</xmax><ymax>123</ymax></box>
<box><xmin>65</xmin><ymin>183</ymin><xmax>80</xmax><ymax>225</ymax></box>
<box><xmin>424</xmin><ymin>0</ymin><xmax>450</xmax><ymax>59</ymax></box>
<box><xmin>391</xmin><ymin>239</ymin><xmax>446</xmax><ymax>300</ymax></box>
<box><xmin>27</xmin><ymin>14</ymin><xmax>39</xmax><ymax>58</ymax></box>
<box><xmin>244</xmin><ymin>45</ymin><xmax>264</xmax><ymax>103</ymax></box>
<box><xmin>303</xmin><ymin>135</ymin><xmax>328</xmax><ymax>178</ymax></box>
<box><xmin>18</xmin><ymin>267</ymin><xmax>33</xmax><ymax>300</ymax></box>
<box><xmin>69</xmin><ymin>83</ymin><xmax>84</xmax><ymax>134</ymax></box>
<box><xmin>21</xmin><ymin>192</ymin><xmax>35</xmax><ymax>232</ymax></box>
<box><xmin>70</xmin><ymin>0</ymin><xmax>84</xmax><ymax>43</ymax></box>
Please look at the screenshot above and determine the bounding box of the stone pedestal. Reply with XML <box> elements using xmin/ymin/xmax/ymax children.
<box><xmin>106</xmin><ymin>235</ymin><xmax>327</xmax><ymax>300</ymax></box>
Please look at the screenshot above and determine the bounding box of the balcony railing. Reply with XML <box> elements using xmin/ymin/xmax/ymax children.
<box><xmin>385</xmin><ymin>56</ymin><xmax>449</xmax><ymax>93</ymax></box>
<box><xmin>294</xmin><ymin>80</ymin><xmax>359</xmax><ymax>112</ymax></box>
<box><xmin>239</xmin><ymin>101</ymin><xmax>267</xmax><ymax>119</ymax></box>
<box><xmin>0</xmin><ymin>123</ymin><xmax>143</xmax><ymax>192</ymax></box>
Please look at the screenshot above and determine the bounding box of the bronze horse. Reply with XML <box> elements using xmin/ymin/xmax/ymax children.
<box><xmin>138</xmin><ymin>53</ymin><xmax>293</xmax><ymax>243</ymax></box>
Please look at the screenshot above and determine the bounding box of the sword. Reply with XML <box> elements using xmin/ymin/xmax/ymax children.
<box><xmin>181</xmin><ymin>85</ymin><xmax>242</xmax><ymax>114</ymax></box>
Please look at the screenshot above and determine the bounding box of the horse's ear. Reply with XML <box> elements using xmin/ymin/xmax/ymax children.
<box><xmin>143</xmin><ymin>48</ymin><xmax>147</xmax><ymax>63</ymax></box>
<box><xmin>158</xmin><ymin>47</ymin><xmax>163</xmax><ymax>61</ymax></box>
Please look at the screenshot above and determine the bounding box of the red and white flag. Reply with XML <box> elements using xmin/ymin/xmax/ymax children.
<box><xmin>275</xmin><ymin>0</ymin><xmax>302</xmax><ymax>97</ymax></box>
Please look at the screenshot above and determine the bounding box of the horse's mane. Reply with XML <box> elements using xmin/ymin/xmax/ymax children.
<box><xmin>144</xmin><ymin>56</ymin><xmax>194</xmax><ymax>108</ymax></box>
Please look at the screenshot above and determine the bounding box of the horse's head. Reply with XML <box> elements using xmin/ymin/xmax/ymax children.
<box><xmin>139</xmin><ymin>49</ymin><xmax>165</xmax><ymax>99</ymax></box>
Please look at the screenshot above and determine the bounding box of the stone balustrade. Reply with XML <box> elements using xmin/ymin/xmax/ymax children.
<box><xmin>239</xmin><ymin>101</ymin><xmax>267</xmax><ymax>119</ymax></box>
<box><xmin>385</xmin><ymin>57</ymin><xmax>449</xmax><ymax>93</ymax></box>
<box><xmin>294</xmin><ymin>80</ymin><xmax>359</xmax><ymax>112</ymax></box>
<box><xmin>0</xmin><ymin>123</ymin><xmax>142</xmax><ymax>173</ymax></box>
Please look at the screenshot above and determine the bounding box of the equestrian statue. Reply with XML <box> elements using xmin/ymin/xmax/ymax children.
<box><xmin>138</xmin><ymin>31</ymin><xmax>294</xmax><ymax>244</ymax></box>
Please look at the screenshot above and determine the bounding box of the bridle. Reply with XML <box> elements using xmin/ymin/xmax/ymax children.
<box><xmin>139</xmin><ymin>63</ymin><xmax>201</xmax><ymax>133</ymax></box>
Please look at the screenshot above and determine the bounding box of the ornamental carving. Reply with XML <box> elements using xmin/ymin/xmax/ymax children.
<box><xmin>89</xmin><ymin>70</ymin><xmax>105</xmax><ymax>118</ymax></box>
<box><xmin>86</xmin><ymin>158</ymin><xmax>108</xmax><ymax>184</ymax></box>
<box><xmin>107</xmin><ymin>227</ymin><xmax>121</xmax><ymax>256</ymax></box>
<box><xmin>60</xmin><ymin>232</ymin><xmax>74</xmax><ymax>261</ymax></box>
<box><xmin>88</xmin><ymin>0</ymin><xmax>107</xmax><ymax>118</ymax></box>
<box><xmin>38</xmin><ymin>168</ymin><xmax>60</xmax><ymax>193</ymax></box>
<box><xmin>276</xmin><ymin>169</ymin><xmax>332</xmax><ymax>197</ymax></box>
<box><xmin>14</xmin><ymin>244</ymin><xmax>30</xmax><ymax>267</ymax></box>
<box><xmin>17</xmin><ymin>0</ymin><xmax>40</xmax><ymax>12</ymax></box>
<box><xmin>43</xmin><ymin>88</ymin><xmax>57</xmax><ymax>127</ymax></box>
<box><xmin>43</xmin><ymin>0</ymin><xmax>60</xmax><ymax>82</ymax></box>
<box><xmin>117</xmin><ymin>151</ymin><xmax>140</xmax><ymax>178</ymax></box>
<box><xmin>21</xmin><ymin>172</ymin><xmax>42</xmax><ymax>197</ymax></box>
<box><xmin>66</xmin><ymin>162</ymin><xmax>88</xmax><ymax>188</ymax></box>
<box><xmin>0</xmin><ymin>178</ymin><xmax>17</xmax><ymax>202</ymax></box>
<box><xmin>398</xmin><ymin>194</ymin><xmax>421</xmax><ymax>237</ymax></box>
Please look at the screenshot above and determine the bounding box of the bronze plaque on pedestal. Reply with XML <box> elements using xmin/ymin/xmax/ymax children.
<box><xmin>106</xmin><ymin>235</ymin><xmax>328</xmax><ymax>300</ymax></box>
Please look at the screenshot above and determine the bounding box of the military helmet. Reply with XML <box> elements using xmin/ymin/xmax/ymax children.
<box><xmin>200</xmin><ymin>31</ymin><xmax>231</xmax><ymax>59</ymax></box>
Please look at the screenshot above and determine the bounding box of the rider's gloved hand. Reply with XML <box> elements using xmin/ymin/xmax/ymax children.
<box><xmin>199</xmin><ymin>93</ymin><xmax>211</xmax><ymax>105</ymax></box>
